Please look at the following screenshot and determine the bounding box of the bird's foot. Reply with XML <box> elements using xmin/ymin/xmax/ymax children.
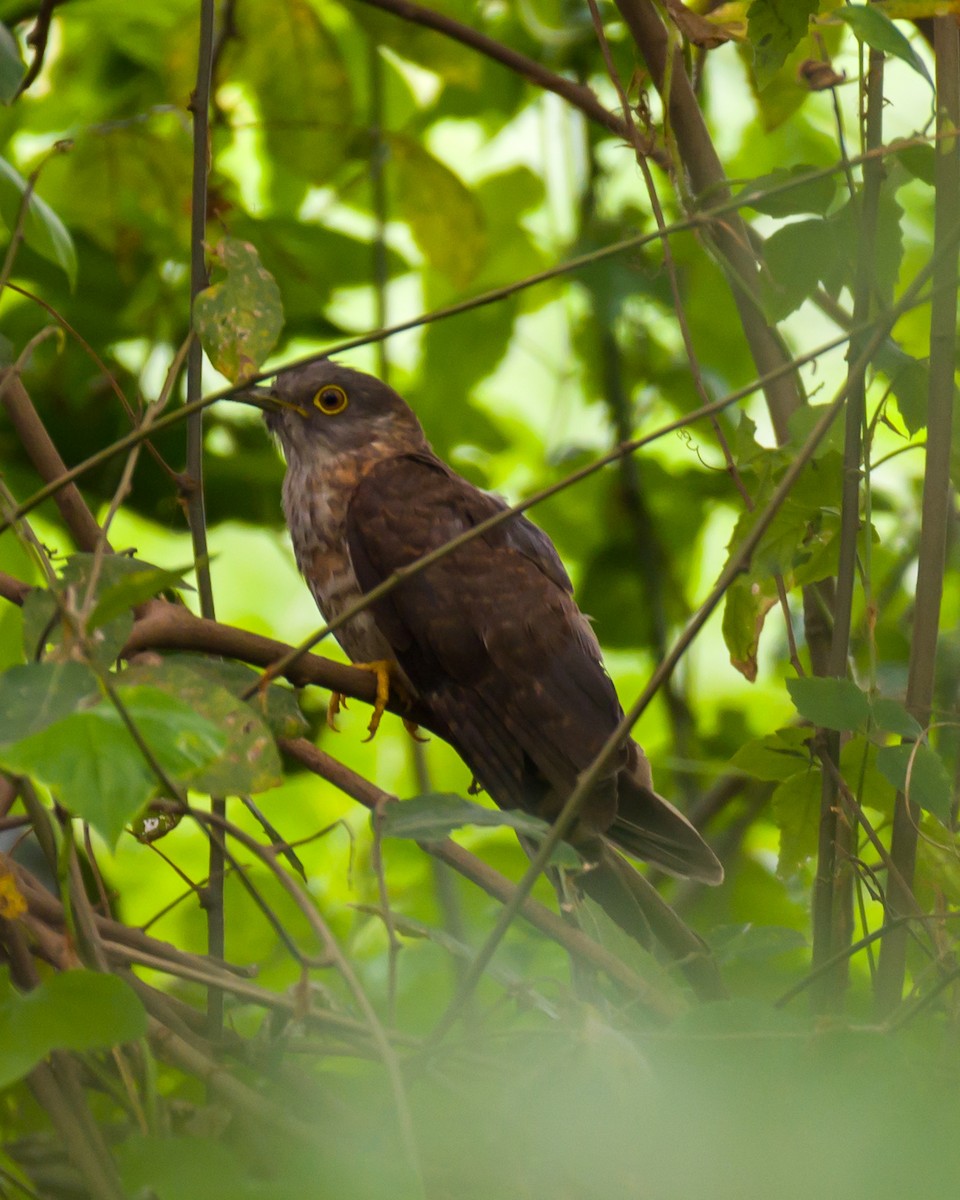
<box><xmin>403</xmin><ymin>717</ymin><xmax>428</xmax><ymax>743</ymax></box>
<box><xmin>348</xmin><ymin>659</ymin><xmax>393</xmax><ymax>742</ymax></box>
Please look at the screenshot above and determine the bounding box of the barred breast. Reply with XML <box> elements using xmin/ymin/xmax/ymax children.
<box><xmin>281</xmin><ymin>454</ymin><xmax>397</xmax><ymax>667</ymax></box>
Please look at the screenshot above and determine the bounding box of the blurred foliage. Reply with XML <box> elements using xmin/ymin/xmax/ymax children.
<box><xmin>0</xmin><ymin>1</ymin><xmax>958</xmax><ymax>1197</ymax></box>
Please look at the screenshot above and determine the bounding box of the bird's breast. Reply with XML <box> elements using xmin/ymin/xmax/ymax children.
<box><xmin>281</xmin><ymin>456</ymin><xmax>395</xmax><ymax>667</ymax></box>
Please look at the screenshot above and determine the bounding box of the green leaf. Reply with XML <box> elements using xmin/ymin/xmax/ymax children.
<box><xmin>786</xmin><ymin>676</ymin><xmax>870</xmax><ymax>731</ymax></box>
<box><xmin>892</xmin><ymin>140</ymin><xmax>935</xmax><ymax>187</ymax></box>
<box><xmin>738</xmin><ymin>166</ymin><xmax>837</xmax><ymax>218</ymax></box>
<box><xmin>194</xmin><ymin>238</ymin><xmax>284</xmax><ymax>384</ymax></box>
<box><xmin>731</xmin><ymin>727</ymin><xmax>814</xmax><ymax>782</ymax></box>
<box><xmin>24</xmin><ymin>554</ymin><xmax>180</xmax><ymax>667</ymax></box>
<box><xmin>0</xmin><ymin>687</ymin><xmax>227</xmax><ymax>843</ymax></box>
<box><xmin>876</xmin><ymin>743</ymin><xmax>952</xmax><ymax>822</ymax></box>
<box><xmin>229</xmin><ymin>0</ymin><xmax>352</xmax><ymax>188</ymax></box>
<box><xmin>0</xmin><ymin>968</ymin><xmax>146</xmax><ymax>1090</ymax></box>
<box><xmin>0</xmin><ymin>155</ymin><xmax>77</xmax><ymax>286</ymax></box>
<box><xmin>873</xmin><ymin>342</ymin><xmax>928</xmax><ymax>435</ymax></box>
<box><xmin>869</xmin><ymin>697</ymin><xmax>921</xmax><ymax>738</ymax></box>
<box><xmin>747</xmin><ymin>0</ymin><xmax>820</xmax><ymax>90</ymax></box>
<box><xmin>0</xmin><ymin>21</ymin><xmax>25</xmax><ymax>104</ymax></box>
<box><xmin>771</xmin><ymin>768</ymin><xmax>821</xmax><ymax>875</ymax></box>
<box><xmin>721</xmin><ymin>576</ymin><xmax>778</xmax><ymax>682</ymax></box>
<box><xmin>120</xmin><ymin>660</ymin><xmax>283</xmax><ymax>795</ymax></box>
<box><xmin>379</xmin><ymin>792</ymin><xmax>581</xmax><ymax>865</ymax></box>
<box><xmin>388</xmin><ymin>136</ymin><xmax>487</xmax><ymax>290</ymax></box>
<box><xmin>88</xmin><ymin>562</ymin><xmax>193</xmax><ymax>629</ymax></box>
<box><xmin>762</xmin><ymin>218</ymin><xmax>836</xmax><ymax>319</ymax></box>
<box><xmin>164</xmin><ymin>655</ymin><xmax>307</xmax><ymax>739</ymax></box>
<box><xmin>836</xmin><ymin>5</ymin><xmax>934</xmax><ymax>89</ymax></box>
<box><xmin>0</xmin><ymin>661</ymin><xmax>100</xmax><ymax>745</ymax></box>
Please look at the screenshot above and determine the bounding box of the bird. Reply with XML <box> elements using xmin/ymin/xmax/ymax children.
<box><xmin>239</xmin><ymin>360</ymin><xmax>722</xmax><ymax>950</ymax></box>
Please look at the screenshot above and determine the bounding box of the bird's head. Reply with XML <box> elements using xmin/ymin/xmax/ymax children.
<box><xmin>234</xmin><ymin>360</ymin><xmax>428</xmax><ymax>465</ymax></box>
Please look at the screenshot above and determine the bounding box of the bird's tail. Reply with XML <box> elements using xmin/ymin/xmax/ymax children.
<box><xmin>578</xmin><ymin>847</ymin><xmax>727</xmax><ymax>1001</ymax></box>
<box><xmin>609</xmin><ymin>747</ymin><xmax>724</xmax><ymax>885</ymax></box>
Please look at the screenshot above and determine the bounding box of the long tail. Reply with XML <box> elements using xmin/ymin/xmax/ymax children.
<box><xmin>609</xmin><ymin>745</ymin><xmax>724</xmax><ymax>885</ymax></box>
<box><xmin>578</xmin><ymin>847</ymin><xmax>727</xmax><ymax>1001</ymax></box>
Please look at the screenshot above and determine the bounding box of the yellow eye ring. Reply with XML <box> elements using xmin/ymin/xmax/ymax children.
<box><xmin>312</xmin><ymin>384</ymin><xmax>348</xmax><ymax>415</ymax></box>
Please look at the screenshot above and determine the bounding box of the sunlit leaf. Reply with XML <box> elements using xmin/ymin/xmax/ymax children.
<box><xmin>194</xmin><ymin>238</ymin><xmax>284</xmax><ymax>384</ymax></box>
<box><xmin>835</xmin><ymin>4</ymin><xmax>934</xmax><ymax>88</ymax></box>
<box><xmin>388</xmin><ymin>135</ymin><xmax>487</xmax><ymax>289</ymax></box>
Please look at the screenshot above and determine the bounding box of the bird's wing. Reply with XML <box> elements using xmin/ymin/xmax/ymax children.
<box><xmin>345</xmin><ymin>454</ymin><xmax>626</xmax><ymax>814</ymax></box>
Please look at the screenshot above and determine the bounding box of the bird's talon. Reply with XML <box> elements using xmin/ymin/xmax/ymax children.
<box><xmin>403</xmin><ymin>718</ymin><xmax>428</xmax><ymax>743</ymax></box>
<box><xmin>353</xmin><ymin>659</ymin><xmax>392</xmax><ymax>742</ymax></box>
<box><xmin>326</xmin><ymin>691</ymin><xmax>344</xmax><ymax>732</ymax></box>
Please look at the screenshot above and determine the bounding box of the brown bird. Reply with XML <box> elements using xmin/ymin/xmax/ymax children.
<box><xmin>240</xmin><ymin>361</ymin><xmax>722</xmax><ymax>946</ymax></box>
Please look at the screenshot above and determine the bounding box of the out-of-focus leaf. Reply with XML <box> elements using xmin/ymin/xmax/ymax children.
<box><xmin>0</xmin><ymin>21</ymin><xmax>24</xmax><ymax>103</ymax></box>
<box><xmin>873</xmin><ymin>341</ymin><xmax>928</xmax><ymax>434</ymax></box>
<box><xmin>722</xmin><ymin>575</ymin><xmax>777</xmax><ymax>682</ymax></box>
<box><xmin>891</xmin><ymin>139</ymin><xmax>935</xmax><ymax>187</ymax></box>
<box><xmin>164</xmin><ymin>655</ymin><xmax>307</xmax><ymax>739</ymax></box>
<box><xmin>772</xmin><ymin>767</ymin><xmax>821</xmax><ymax>875</ymax></box>
<box><xmin>0</xmin><ymin>967</ymin><xmax>146</xmax><ymax>1090</ymax></box>
<box><xmin>229</xmin><ymin>0</ymin><xmax>352</xmax><ymax>186</ymax></box>
<box><xmin>0</xmin><ymin>155</ymin><xmax>76</xmax><ymax>285</ymax></box>
<box><xmin>0</xmin><ymin>686</ymin><xmax>227</xmax><ymax>843</ymax></box>
<box><xmin>379</xmin><ymin>792</ymin><xmax>581</xmax><ymax>865</ymax></box>
<box><xmin>37</xmin><ymin>126</ymin><xmax>191</xmax><ymax>263</ymax></box>
<box><xmin>762</xmin><ymin>217</ymin><xmax>835</xmax><ymax>319</ymax></box>
<box><xmin>836</xmin><ymin>5</ymin><xmax>933</xmax><ymax>88</ymax></box>
<box><xmin>194</xmin><ymin>238</ymin><xmax>284</xmax><ymax>384</ymax></box>
<box><xmin>388</xmin><ymin>135</ymin><xmax>487</xmax><ymax>289</ymax></box>
<box><xmin>786</xmin><ymin>677</ymin><xmax>870</xmax><ymax>731</ymax></box>
<box><xmin>747</xmin><ymin>0</ymin><xmax>819</xmax><ymax>89</ymax></box>
<box><xmin>869</xmin><ymin>696</ymin><xmax>921</xmax><ymax>737</ymax></box>
<box><xmin>0</xmin><ymin>660</ymin><xmax>99</xmax><ymax>745</ymax></box>
<box><xmin>739</xmin><ymin>165</ymin><xmax>837</xmax><ymax>217</ymax></box>
<box><xmin>731</xmin><ymin>727</ymin><xmax>813</xmax><ymax>782</ymax></box>
<box><xmin>120</xmin><ymin>660</ymin><xmax>282</xmax><ymax>795</ymax></box>
<box><xmin>876</xmin><ymin>743</ymin><xmax>952</xmax><ymax>822</ymax></box>
<box><xmin>88</xmin><ymin>562</ymin><xmax>193</xmax><ymax>629</ymax></box>
<box><xmin>117</xmin><ymin>1135</ymin><xmax>267</xmax><ymax>1200</ymax></box>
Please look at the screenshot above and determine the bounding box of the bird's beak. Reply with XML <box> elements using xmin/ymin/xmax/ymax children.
<box><xmin>229</xmin><ymin>383</ymin><xmax>280</xmax><ymax>412</ymax></box>
<box><xmin>228</xmin><ymin>383</ymin><xmax>308</xmax><ymax>419</ymax></box>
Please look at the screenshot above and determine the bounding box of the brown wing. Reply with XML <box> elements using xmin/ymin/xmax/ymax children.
<box><xmin>345</xmin><ymin>454</ymin><xmax>627</xmax><ymax>822</ymax></box>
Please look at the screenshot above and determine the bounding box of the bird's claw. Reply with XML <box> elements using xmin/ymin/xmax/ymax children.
<box><xmin>355</xmin><ymin>659</ymin><xmax>393</xmax><ymax>742</ymax></box>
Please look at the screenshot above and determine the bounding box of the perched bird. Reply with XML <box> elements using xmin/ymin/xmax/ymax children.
<box><xmin>240</xmin><ymin>360</ymin><xmax>722</xmax><ymax>947</ymax></box>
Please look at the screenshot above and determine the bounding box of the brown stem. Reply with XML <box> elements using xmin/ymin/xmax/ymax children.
<box><xmin>353</xmin><ymin>0</ymin><xmax>667</xmax><ymax>160</ymax></box>
<box><xmin>613</xmin><ymin>0</ymin><xmax>802</xmax><ymax>442</ymax></box>
<box><xmin>876</xmin><ymin>16</ymin><xmax>960</xmax><ymax>1015</ymax></box>
<box><xmin>0</xmin><ymin>373</ymin><xmax>105</xmax><ymax>553</ymax></box>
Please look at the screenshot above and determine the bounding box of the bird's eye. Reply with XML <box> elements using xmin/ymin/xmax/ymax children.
<box><xmin>312</xmin><ymin>385</ymin><xmax>348</xmax><ymax>415</ymax></box>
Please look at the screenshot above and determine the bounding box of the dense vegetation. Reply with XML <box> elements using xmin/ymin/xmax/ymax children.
<box><xmin>0</xmin><ymin>1</ymin><xmax>958</xmax><ymax>1196</ymax></box>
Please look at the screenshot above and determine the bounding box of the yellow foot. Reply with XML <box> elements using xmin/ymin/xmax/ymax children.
<box><xmin>403</xmin><ymin>717</ymin><xmax>428</xmax><ymax>743</ymax></box>
<box><xmin>346</xmin><ymin>659</ymin><xmax>393</xmax><ymax>742</ymax></box>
